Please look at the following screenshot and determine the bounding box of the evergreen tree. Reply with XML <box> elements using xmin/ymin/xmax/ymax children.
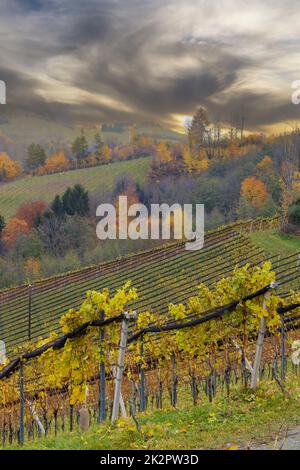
<box><xmin>72</xmin><ymin>131</ymin><xmax>88</xmax><ymax>161</ymax></box>
<box><xmin>51</xmin><ymin>195</ymin><xmax>65</xmax><ymax>217</ymax></box>
<box><xmin>95</xmin><ymin>131</ymin><xmax>104</xmax><ymax>159</ymax></box>
<box><xmin>26</xmin><ymin>143</ymin><xmax>46</xmax><ymax>170</ymax></box>
<box><xmin>62</xmin><ymin>184</ymin><xmax>89</xmax><ymax>216</ymax></box>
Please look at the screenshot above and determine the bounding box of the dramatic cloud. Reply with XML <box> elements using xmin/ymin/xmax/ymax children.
<box><xmin>0</xmin><ymin>0</ymin><xmax>300</xmax><ymax>131</ymax></box>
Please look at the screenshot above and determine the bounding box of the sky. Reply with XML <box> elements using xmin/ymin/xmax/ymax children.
<box><xmin>0</xmin><ymin>0</ymin><xmax>300</xmax><ymax>133</ymax></box>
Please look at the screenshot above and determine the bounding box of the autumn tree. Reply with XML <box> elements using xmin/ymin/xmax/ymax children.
<box><xmin>24</xmin><ymin>257</ymin><xmax>41</xmax><ymax>281</ymax></box>
<box><xmin>241</xmin><ymin>176</ymin><xmax>268</xmax><ymax>209</ymax></box>
<box><xmin>182</xmin><ymin>145</ymin><xmax>208</xmax><ymax>173</ymax></box>
<box><xmin>101</xmin><ymin>144</ymin><xmax>112</xmax><ymax>163</ymax></box>
<box><xmin>2</xmin><ymin>218</ymin><xmax>30</xmax><ymax>248</ymax></box>
<box><xmin>114</xmin><ymin>145</ymin><xmax>131</xmax><ymax>161</ymax></box>
<box><xmin>188</xmin><ymin>107</ymin><xmax>210</xmax><ymax>151</ymax></box>
<box><xmin>182</xmin><ymin>146</ymin><xmax>193</xmax><ymax>172</ymax></box>
<box><xmin>26</xmin><ymin>143</ymin><xmax>46</xmax><ymax>170</ymax></box>
<box><xmin>157</xmin><ymin>141</ymin><xmax>172</xmax><ymax>164</ymax></box>
<box><xmin>39</xmin><ymin>150</ymin><xmax>69</xmax><ymax>174</ymax></box>
<box><xmin>224</xmin><ymin>140</ymin><xmax>240</xmax><ymax>159</ymax></box>
<box><xmin>15</xmin><ymin>201</ymin><xmax>46</xmax><ymax>229</ymax></box>
<box><xmin>256</xmin><ymin>155</ymin><xmax>274</xmax><ymax>175</ymax></box>
<box><xmin>0</xmin><ymin>152</ymin><xmax>22</xmax><ymax>181</ymax></box>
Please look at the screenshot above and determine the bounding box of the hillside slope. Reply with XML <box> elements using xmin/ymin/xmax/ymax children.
<box><xmin>250</xmin><ymin>230</ymin><xmax>300</xmax><ymax>257</ymax></box>
<box><xmin>1</xmin><ymin>219</ymin><xmax>298</xmax><ymax>354</ymax></box>
<box><xmin>0</xmin><ymin>157</ymin><xmax>150</xmax><ymax>220</ymax></box>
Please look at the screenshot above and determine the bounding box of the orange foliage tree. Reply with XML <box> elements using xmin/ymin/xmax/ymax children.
<box><xmin>37</xmin><ymin>150</ymin><xmax>69</xmax><ymax>175</ymax></box>
<box><xmin>15</xmin><ymin>201</ymin><xmax>46</xmax><ymax>229</ymax></box>
<box><xmin>0</xmin><ymin>152</ymin><xmax>22</xmax><ymax>181</ymax></box>
<box><xmin>2</xmin><ymin>218</ymin><xmax>31</xmax><ymax>248</ymax></box>
<box><xmin>241</xmin><ymin>176</ymin><xmax>268</xmax><ymax>209</ymax></box>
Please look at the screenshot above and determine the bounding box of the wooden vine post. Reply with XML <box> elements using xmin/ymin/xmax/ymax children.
<box><xmin>250</xmin><ymin>283</ymin><xmax>277</xmax><ymax>390</ymax></box>
<box><xmin>280</xmin><ymin>316</ymin><xmax>285</xmax><ymax>381</ymax></box>
<box><xmin>19</xmin><ymin>361</ymin><xmax>25</xmax><ymax>445</ymax></box>
<box><xmin>139</xmin><ymin>335</ymin><xmax>146</xmax><ymax>412</ymax></box>
<box><xmin>111</xmin><ymin>311</ymin><xmax>137</xmax><ymax>424</ymax></box>
<box><xmin>171</xmin><ymin>353</ymin><xmax>177</xmax><ymax>407</ymax></box>
<box><xmin>98</xmin><ymin>310</ymin><xmax>106</xmax><ymax>423</ymax></box>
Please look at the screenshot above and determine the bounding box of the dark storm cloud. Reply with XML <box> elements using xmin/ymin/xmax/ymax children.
<box><xmin>0</xmin><ymin>0</ymin><xmax>299</xmax><ymax>130</ymax></box>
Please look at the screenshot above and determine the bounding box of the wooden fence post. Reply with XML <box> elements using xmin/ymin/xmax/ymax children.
<box><xmin>111</xmin><ymin>311</ymin><xmax>137</xmax><ymax>424</ymax></box>
<box><xmin>250</xmin><ymin>283</ymin><xmax>277</xmax><ymax>390</ymax></box>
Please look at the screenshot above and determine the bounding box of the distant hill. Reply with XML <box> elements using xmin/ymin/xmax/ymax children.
<box><xmin>0</xmin><ymin>109</ymin><xmax>183</xmax><ymax>161</ymax></box>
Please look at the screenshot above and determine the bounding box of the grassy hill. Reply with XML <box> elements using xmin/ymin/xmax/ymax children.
<box><xmin>250</xmin><ymin>230</ymin><xmax>300</xmax><ymax>257</ymax></box>
<box><xmin>0</xmin><ymin>157</ymin><xmax>150</xmax><ymax>220</ymax></box>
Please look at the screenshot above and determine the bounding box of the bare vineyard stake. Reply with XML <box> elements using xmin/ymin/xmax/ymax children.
<box><xmin>213</xmin><ymin>369</ymin><xmax>217</xmax><ymax>397</ymax></box>
<box><xmin>98</xmin><ymin>310</ymin><xmax>106</xmax><ymax>423</ymax></box>
<box><xmin>112</xmin><ymin>365</ymin><xmax>127</xmax><ymax>418</ymax></box>
<box><xmin>129</xmin><ymin>380</ymin><xmax>140</xmax><ymax>432</ymax></box>
<box><xmin>69</xmin><ymin>405</ymin><xmax>74</xmax><ymax>432</ymax></box>
<box><xmin>111</xmin><ymin>312</ymin><xmax>137</xmax><ymax>424</ymax></box>
<box><xmin>139</xmin><ymin>336</ymin><xmax>146</xmax><ymax>412</ymax></box>
<box><xmin>281</xmin><ymin>316</ymin><xmax>285</xmax><ymax>381</ymax></box>
<box><xmin>26</xmin><ymin>399</ymin><xmax>45</xmax><ymax>436</ymax></box>
<box><xmin>171</xmin><ymin>353</ymin><xmax>177</xmax><ymax>407</ymax></box>
<box><xmin>250</xmin><ymin>285</ymin><xmax>276</xmax><ymax>389</ymax></box>
<box><xmin>19</xmin><ymin>362</ymin><xmax>25</xmax><ymax>445</ymax></box>
<box><xmin>231</xmin><ymin>337</ymin><xmax>253</xmax><ymax>374</ymax></box>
